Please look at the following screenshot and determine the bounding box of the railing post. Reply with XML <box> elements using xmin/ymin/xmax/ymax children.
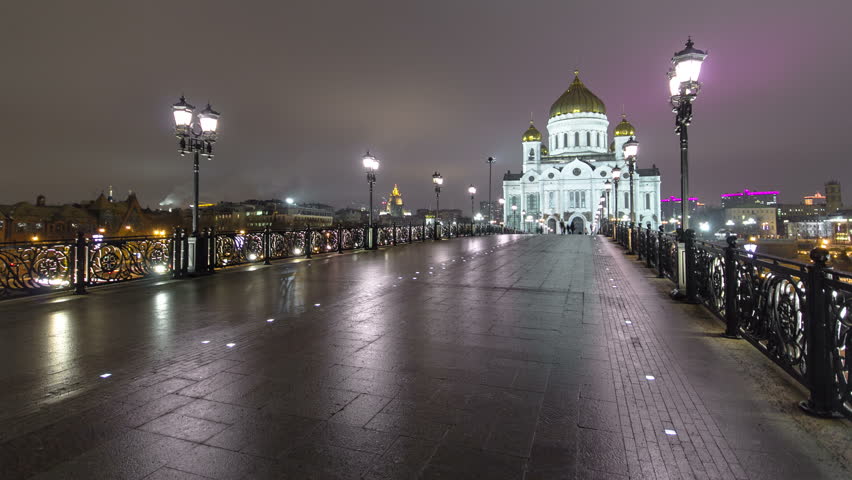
<box><xmin>657</xmin><ymin>226</ymin><xmax>665</xmax><ymax>278</ymax></box>
<box><xmin>172</xmin><ymin>228</ymin><xmax>182</xmax><ymax>279</ymax></box>
<box><xmin>684</xmin><ymin>229</ymin><xmax>697</xmax><ymax>303</ymax></box>
<box><xmin>364</xmin><ymin>224</ymin><xmax>370</xmax><ymax>250</ymax></box>
<box><xmin>208</xmin><ymin>227</ymin><xmax>216</xmax><ymax>272</ymax></box>
<box><xmin>74</xmin><ymin>232</ymin><xmax>87</xmax><ymax>295</ymax></box>
<box><xmin>636</xmin><ymin>224</ymin><xmax>642</xmax><ymax>260</ymax></box>
<box><xmin>392</xmin><ymin>223</ymin><xmax>397</xmax><ymax>246</ymax></box>
<box><xmin>181</xmin><ymin>228</ymin><xmax>189</xmax><ymax>277</ymax></box>
<box><xmin>800</xmin><ymin>247</ymin><xmax>841</xmax><ymax>417</ymax></box>
<box><xmin>305</xmin><ymin>228</ymin><xmax>312</xmax><ymax>258</ymax></box>
<box><xmin>408</xmin><ymin>223</ymin><xmax>412</xmax><ymax>243</ymax></box>
<box><xmin>263</xmin><ymin>227</ymin><xmax>271</xmax><ymax>265</ymax></box>
<box><xmin>645</xmin><ymin>224</ymin><xmax>652</xmax><ymax>267</ymax></box>
<box><xmin>338</xmin><ymin>226</ymin><xmax>344</xmax><ymax>253</ymax></box>
<box><xmin>723</xmin><ymin>235</ymin><xmax>741</xmax><ymax>339</ymax></box>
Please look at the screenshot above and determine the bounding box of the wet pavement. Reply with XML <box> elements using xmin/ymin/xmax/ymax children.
<box><xmin>0</xmin><ymin>234</ymin><xmax>849</xmax><ymax>479</ymax></box>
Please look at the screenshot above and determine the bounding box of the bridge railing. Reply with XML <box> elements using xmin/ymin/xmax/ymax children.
<box><xmin>1</xmin><ymin>223</ymin><xmax>512</xmax><ymax>299</ymax></box>
<box><xmin>609</xmin><ymin>226</ymin><xmax>852</xmax><ymax>418</ymax></box>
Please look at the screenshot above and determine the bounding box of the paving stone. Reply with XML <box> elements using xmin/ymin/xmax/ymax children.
<box><xmin>1</xmin><ymin>236</ymin><xmax>850</xmax><ymax>479</ymax></box>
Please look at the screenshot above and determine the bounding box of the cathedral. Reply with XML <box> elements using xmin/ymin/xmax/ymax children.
<box><xmin>502</xmin><ymin>72</ymin><xmax>662</xmax><ymax>234</ymax></box>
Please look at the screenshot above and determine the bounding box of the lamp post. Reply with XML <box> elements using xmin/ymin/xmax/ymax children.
<box><xmin>623</xmin><ymin>137</ymin><xmax>639</xmax><ymax>253</ymax></box>
<box><xmin>668</xmin><ymin>37</ymin><xmax>707</xmax><ymax>232</ymax></box>
<box><xmin>486</xmin><ymin>156</ymin><xmax>495</xmax><ymax>223</ymax></box>
<box><xmin>362</xmin><ymin>152</ymin><xmax>379</xmax><ymax>228</ymax></box>
<box><xmin>172</xmin><ymin>96</ymin><xmax>219</xmax><ymax>237</ymax></box>
<box><xmin>604</xmin><ymin>179</ymin><xmax>612</xmax><ymax>232</ymax></box>
<box><xmin>172</xmin><ymin>95</ymin><xmax>219</xmax><ymax>274</ymax></box>
<box><xmin>511</xmin><ymin>204</ymin><xmax>518</xmax><ymax>231</ymax></box>
<box><xmin>432</xmin><ymin>172</ymin><xmax>443</xmax><ymax>240</ymax></box>
<box><xmin>611</xmin><ymin>166</ymin><xmax>621</xmax><ymax>224</ymax></box>
<box><xmin>468</xmin><ymin>185</ymin><xmax>477</xmax><ymax>220</ymax></box>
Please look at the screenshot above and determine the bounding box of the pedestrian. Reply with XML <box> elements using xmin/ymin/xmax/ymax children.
<box><xmin>559</xmin><ymin>220</ymin><xmax>565</xmax><ymax>235</ymax></box>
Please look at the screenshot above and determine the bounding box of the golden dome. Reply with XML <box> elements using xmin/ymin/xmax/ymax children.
<box><xmin>549</xmin><ymin>71</ymin><xmax>607</xmax><ymax>118</ymax></box>
<box><xmin>613</xmin><ymin>115</ymin><xmax>636</xmax><ymax>137</ymax></box>
<box><xmin>522</xmin><ymin>122</ymin><xmax>542</xmax><ymax>142</ymax></box>
<box><xmin>540</xmin><ymin>144</ymin><xmax>549</xmax><ymax>156</ymax></box>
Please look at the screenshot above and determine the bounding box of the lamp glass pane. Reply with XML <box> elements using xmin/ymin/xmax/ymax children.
<box><xmin>173</xmin><ymin>109</ymin><xmax>192</xmax><ymax>127</ymax></box>
<box><xmin>199</xmin><ymin>116</ymin><xmax>218</xmax><ymax>133</ymax></box>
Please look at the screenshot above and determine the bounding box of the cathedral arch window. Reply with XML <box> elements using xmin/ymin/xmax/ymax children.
<box><xmin>528</xmin><ymin>148</ymin><xmax>535</xmax><ymax>159</ymax></box>
<box><xmin>563</xmin><ymin>133</ymin><xmax>568</xmax><ymax>147</ymax></box>
<box><xmin>555</xmin><ymin>136</ymin><xmax>559</xmax><ymax>149</ymax></box>
<box><xmin>645</xmin><ymin>193</ymin><xmax>651</xmax><ymax>210</ymax></box>
<box><xmin>574</xmin><ymin>132</ymin><xmax>580</xmax><ymax>146</ymax></box>
<box><xmin>586</xmin><ymin>132</ymin><xmax>591</xmax><ymax>146</ymax></box>
<box><xmin>526</xmin><ymin>194</ymin><xmax>540</xmax><ymax>212</ymax></box>
<box><xmin>596</xmin><ymin>132</ymin><xmax>601</xmax><ymax>147</ymax></box>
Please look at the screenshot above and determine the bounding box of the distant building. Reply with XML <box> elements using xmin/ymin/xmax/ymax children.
<box><xmin>334</xmin><ymin>208</ymin><xmax>367</xmax><ymax>226</ymax></box>
<box><xmin>660</xmin><ymin>196</ymin><xmax>700</xmax><ymax>230</ymax></box>
<box><xmin>725</xmin><ymin>206</ymin><xmax>777</xmax><ymax>237</ymax></box>
<box><xmin>200</xmin><ymin>200</ymin><xmax>334</xmax><ymax>232</ymax></box>
<box><xmin>502</xmin><ymin>72</ymin><xmax>662</xmax><ymax>234</ymax></box>
<box><xmin>383</xmin><ymin>184</ymin><xmax>409</xmax><ymax>217</ymax></box>
<box><xmin>0</xmin><ymin>193</ymin><xmax>181</xmax><ymax>243</ymax></box>
<box><xmin>479</xmin><ymin>200</ymin><xmax>504</xmax><ymax>223</ymax></box>
<box><xmin>720</xmin><ymin>189</ymin><xmax>778</xmax><ymax>208</ymax></box>
<box><xmin>825</xmin><ymin>180</ymin><xmax>842</xmax><ymax>212</ymax></box>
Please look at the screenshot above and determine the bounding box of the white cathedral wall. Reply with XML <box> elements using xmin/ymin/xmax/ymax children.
<box><xmin>546</xmin><ymin>113</ymin><xmax>609</xmax><ymax>155</ymax></box>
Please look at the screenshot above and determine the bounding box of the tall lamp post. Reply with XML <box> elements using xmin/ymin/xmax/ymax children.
<box><xmin>172</xmin><ymin>95</ymin><xmax>219</xmax><ymax>273</ymax></box>
<box><xmin>362</xmin><ymin>152</ymin><xmax>379</xmax><ymax>249</ymax></box>
<box><xmin>486</xmin><ymin>156</ymin><xmax>495</xmax><ymax>223</ymax></box>
<box><xmin>468</xmin><ymin>185</ymin><xmax>476</xmax><ymax>220</ymax></box>
<box><xmin>362</xmin><ymin>152</ymin><xmax>379</xmax><ymax>227</ymax></box>
<box><xmin>612</xmin><ymin>166</ymin><xmax>622</xmax><ymax>228</ymax></box>
<box><xmin>432</xmin><ymin>172</ymin><xmax>443</xmax><ymax>240</ymax></box>
<box><xmin>623</xmin><ymin>137</ymin><xmax>639</xmax><ymax>253</ymax></box>
<box><xmin>511</xmin><ymin>204</ymin><xmax>518</xmax><ymax>231</ymax></box>
<box><xmin>668</xmin><ymin>37</ymin><xmax>707</xmax><ymax>232</ymax></box>
<box><xmin>604</xmin><ymin>179</ymin><xmax>612</xmax><ymax>231</ymax></box>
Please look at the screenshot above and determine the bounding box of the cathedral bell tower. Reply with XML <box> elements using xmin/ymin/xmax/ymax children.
<box><xmin>522</xmin><ymin>121</ymin><xmax>542</xmax><ymax>173</ymax></box>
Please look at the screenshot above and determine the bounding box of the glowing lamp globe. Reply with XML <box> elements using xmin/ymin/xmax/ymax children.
<box><xmin>468</xmin><ymin>185</ymin><xmax>476</xmax><ymax>195</ymax></box>
<box><xmin>623</xmin><ymin>137</ymin><xmax>639</xmax><ymax>158</ymax></box>
<box><xmin>172</xmin><ymin>95</ymin><xmax>195</xmax><ymax>129</ymax></box>
<box><xmin>432</xmin><ymin>172</ymin><xmax>443</xmax><ymax>185</ymax></box>
<box><xmin>199</xmin><ymin>103</ymin><xmax>220</xmax><ymax>136</ymax></box>
<box><xmin>611</xmin><ymin>167</ymin><xmax>621</xmax><ymax>180</ymax></box>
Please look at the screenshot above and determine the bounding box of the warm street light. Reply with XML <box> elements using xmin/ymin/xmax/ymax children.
<box><xmin>623</xmin><ymin>136</ymin><xmax>639</xmax><ymax>253</ymax></box>
<box><xmin>668</xmin><ymin>37</ymin><xmax>707</xmax><ymax>232</ymax></box>
<box><xmin>171</xmin><ymin>95</ymin><xmax>220</xmax><ymax>273</ymax></box>
<box><xmin>362</xmin><ymin>151</ymin><xmax>379</xmax><ymax>232</ymax></box>
<box><xmin>432</xmin><ymin>171</ymin><xmax>443</xmax><ymax>240</ymax></box>
<box><xmin>468</xmin><ymin>184</ymin><xmax>477</xmax><ymax>220</ymax></box>
<box><xmin>285</xmin><ymin>197</ymin><xmax>295</xmax><ymax>205</ymax></box>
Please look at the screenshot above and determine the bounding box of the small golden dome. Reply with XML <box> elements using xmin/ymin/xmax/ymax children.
<box><xmin>613</xmin><ymin>115</ymin><xmax>636</xmax><ymax>137</ymax></box>
<box><xmin>549</xmin><ymin>71</ymin><xmax>607</xmax><ymax>118</ymax></box>
<box><xmin>522</xmin><ymin>122</ymin><xmax>542</xmax><ymax>142</ymax></box>
<box><xmin>540</xmin><ymin>144</ymin><xmax>549</xmax><ymax>156</ymax></box>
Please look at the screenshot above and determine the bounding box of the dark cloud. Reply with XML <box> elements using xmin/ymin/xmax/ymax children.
<box><xmin>1</xmin><ymin>0</ymin><xmax>850</xmax><ymax>210</ymax></box>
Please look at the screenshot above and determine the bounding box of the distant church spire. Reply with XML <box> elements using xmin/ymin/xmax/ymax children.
<box><xmin>108</xmin><ymin>185</ymin><xmax>114</xmax><ymax>203</ymax></box>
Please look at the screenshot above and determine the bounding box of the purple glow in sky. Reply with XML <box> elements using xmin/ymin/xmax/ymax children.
<box><xmin>0</xmin><ymin>1</ymin><xmax>850</xmax><ymax>210</ymax></box>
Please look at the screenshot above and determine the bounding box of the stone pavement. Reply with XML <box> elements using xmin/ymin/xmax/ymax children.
<box><xmin>0</xmin><ymin>234</ymin><xmax>849</xmax><ymax>479</ymax></box>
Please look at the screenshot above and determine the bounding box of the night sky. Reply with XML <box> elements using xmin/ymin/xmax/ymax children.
<box><xmin>2</xmin><ymin>1</ymin><xmax>850</xmax><ymax>212</ymax></box>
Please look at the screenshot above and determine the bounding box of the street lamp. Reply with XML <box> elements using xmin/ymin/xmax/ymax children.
<box><xmin>511</xmin><ymin>204</ymin><xmax>518</xmax><ymax>231</ymax></box>
<box><xmin>172</xmin><ymin>95</ymin><xmax>219</xmax><ymax>274</ymax></box>
<box><xmin>468</xmin><ymin>185</ymin><xmax>477</xmax><ymax>220</ymax></box>
<box><xmin>172</xmin><ymin>96</ymin><xmax>219</xmax><ymax>237</ymax></box>
<box><xmin>432</xmin><ymin>171</ymin><xmax>443</xmax><ymax>240</ymax></box>
<box><xmin>611</xmin><ymin>166</ymin><xmax>621</xmax><ymax>227</ymax></box>
<box><xmin>668</xmin><ymin>37</ymin><xmax>707</xmax><ymax>232</ymax></box>
<box><xmin>486</xmin><ymin>156</ymin><xmax>496</xmax><ymax>223</ymax></box>
<box><xmin>604</xmin><ymin>179</ymin><xmax>612</xmax><ymax>224</ymax></box>
<box><xmin>362</xmin><ymin>151</ymin><xmax>379</xmax><ymax>229</ymax></box>
<box><xmin>623</xmin><ymin>136</ymin><xmax>639</xmax><ymax>253</ymax></box>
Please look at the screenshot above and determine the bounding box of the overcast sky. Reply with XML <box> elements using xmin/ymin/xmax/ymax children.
<box><xmin>1</xmin><ymin>0</ymin><xmax>850</xmax><ymax>211</ymax></box>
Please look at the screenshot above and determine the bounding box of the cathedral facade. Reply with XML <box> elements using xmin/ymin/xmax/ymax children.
<box><xmin>502</xmin><ymin>72</ymin><xmax>662</xmax><ymax>234</ymax></box>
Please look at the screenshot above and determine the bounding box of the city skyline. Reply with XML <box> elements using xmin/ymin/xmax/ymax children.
<box><xmin>1</xmin><ymin>1</ymin><xmax>850</xmax><ymax>211</ymax></box>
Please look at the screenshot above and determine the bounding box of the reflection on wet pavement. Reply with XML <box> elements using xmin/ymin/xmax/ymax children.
<box><xmin>0</xmin><ymin>235</ymin><xmax>849</xmax><ymax>479</ymax></box>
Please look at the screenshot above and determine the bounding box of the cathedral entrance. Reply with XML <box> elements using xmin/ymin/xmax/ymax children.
<box><xmin>569</xmin><ymin>215</ymin><xmax>585</xmax><ymax>234</ymax></box>
<box><xmin>547</xmin><ymin>218</ymin><xmax>557</xmax><ymax>234</ymax></box>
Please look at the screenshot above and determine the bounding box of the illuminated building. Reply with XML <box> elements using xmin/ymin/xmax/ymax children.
<box><xmin>502</xmin><ymin>72</ymin><xmax>662</xmax><ymax>233</ymax></box>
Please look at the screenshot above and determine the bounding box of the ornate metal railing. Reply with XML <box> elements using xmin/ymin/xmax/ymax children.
<box><xmin>608</xmin><ymin>226</ymin><xmax>852</xmax><ymax>418</ymax></box>
<box><xmin>1</xmin><ymin>223</ymin><xmax>510</xmax><ymax>299</ymax></box>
